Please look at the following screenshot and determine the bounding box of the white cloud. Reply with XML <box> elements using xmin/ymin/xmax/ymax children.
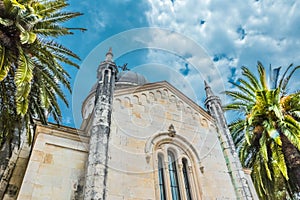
<box><xmin>146</xmin><ymin>0</ymin><xmax>300</xmax><ymax>98</ymax></box>
<box><xmin>68</xmin><ymin>0</ymin><xmax>300</xmax><ymax>127</ymax></box>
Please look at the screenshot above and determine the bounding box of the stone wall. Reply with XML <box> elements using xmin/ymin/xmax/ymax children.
<box><xmin>104</xmin><ymin>83</ymin><xmax>238</xmax><ymax>199</ymax></box>
<box><xmin>17</xmin><ymin>125</ymin><xmax>88</xmax><ymax>200</ymax></box>
<box><xmin>13</xmin><ymin>82</ymin><xmax>242</xmax><ymax>200</ymax></box>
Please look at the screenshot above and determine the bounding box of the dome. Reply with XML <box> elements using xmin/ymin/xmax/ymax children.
<box><xmin>87</xmin><ymin>71</ymin><xmax>148</xmax><ymax>96</ymax></box>
<box><xmin>116</xmin><ymin>71</ymin><xmax>148</xmax><ymax>88</ymax></box>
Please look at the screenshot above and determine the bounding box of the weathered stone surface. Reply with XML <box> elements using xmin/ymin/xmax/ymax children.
<box><xmin>5</xmin><ymin>55</ymin><xmax>257</xmax><ymax>200</ymax></box>
<box><xmin>83</xmin><ymin>49</ymin><xmax>118</xmax><ymax>200</ymax></box>
<box><xmin>204</xmin><ymin>81</ymin><xmax>258</xmax><ymax>199</ymax></box>
<box><xmin>16</xmin><ymin>125</ymin><xmax>88</xmax><ymax>200</ymax></box>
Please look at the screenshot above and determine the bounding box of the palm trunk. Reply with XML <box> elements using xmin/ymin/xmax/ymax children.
<box><xmin>0</xmin><ymin>0</ymin><xmax>4</xmax><ymax>13</ymax></box>
<box><xmin>280</xmin><ymin>134</ymin><xmax>300</xmax><ymax>194</ymax></box>
<box><xmin>0</xmin><ymin>30</ymin><xmax>14</xmax><ymax>49</ymax></box>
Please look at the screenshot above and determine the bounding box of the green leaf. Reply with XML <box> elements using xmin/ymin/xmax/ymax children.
<box><xmin>28</xmin><ymin>32</ymin><xmax>37</xmax><ymax>44</ymax></box>
<box><xmin>245</xmin><ymin>128</ymin><xmax>251</xmax><ymax>145</ymax></box>
<box><xmin>0</xmin><ymin>17</ymin><xmax>13</xmax><ymax>26</ymax></box>
<box><xmin>259</xmin><ymin>132</ymin><xmax>272</xmax><ymax>180</ymax></box>
<box><xmin>0</xmin><ymin>47</ymin><xmax>9</xmax><ymax>81</ymax></box>
<box><xmin>10</xmin><ymin>0</ymin><xmax>26</xmax><ymax>10</ymax></box>
<box><xmin>20</xmin><ymin>30</ymin><xmax>36</xmax><ymax>44</ymax></box>
<box><xmin>257</xmin><ymin>61</ymin><xmax>268</xmax><ymax>89</ymax></box>
<box><xmin>15</xmin><ymin>53</ymin><xmax>34</xmax><ymax>115</ymax></box>
<box><xmin>20</xmin><ymin>31</ymin><xmax>29</xmax><ymax>44</ymax></box>
<box><xmin>40</xmin><ymin>85</ymin><xmax>50</xmax><ymax>109</ymax></box>
<box><xmin>271</xmin><ymin>143</ymin><xmax>289</xmax><ymax>180</ymax></box>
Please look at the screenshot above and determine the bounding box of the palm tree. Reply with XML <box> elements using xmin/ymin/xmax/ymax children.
<box><xmin>224</xmin><ymin>61</ymin><xmax>300</xmax><ymax>199</ymax></box>
<box><xmin>0</xmin><ymin>0</ymin><xmax>85</xmax><ymax>152</ymax></box>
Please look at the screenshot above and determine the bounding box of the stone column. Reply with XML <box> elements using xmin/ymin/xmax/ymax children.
<box><xmin>204</xmin><ymin>81</ymin><xmax>257</xmax><ymax>200</ymax></box>
<box><xmin>187</xmin><ymin>165</ymin><xmax>197</xmax><ymax>200</ymax></box>
<box><xmin>177</xmin><ymin>163</ymin><xmax>187</xmax><ymax>200</ymax></box>
<box><xmin>84</xmin><ymin>48</ymin><xmax>118</xmax><ymax>200</ymax></box>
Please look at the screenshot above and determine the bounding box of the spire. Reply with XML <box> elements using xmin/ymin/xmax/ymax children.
<box><xmin>105</xmin><ymin>47</ymin><xmax>113</xmax><ymax>61</ymax></box>
<box><xmin>203</xmin><ymin>80</ymin><xmax>256</xmax><ymax>199</ymax></box>
<box><xmin>204</xmin><ymin>80</ymin><xmax>214</xmax><ymax>98</ymax></box>
<box><xmin>84</xmin><ymin>47</ymin><xmax>118</xmax><ymax>200</ymax></box>
<box><xmin>97</xmin><ymin>47</ymin><xmax>117</xmax><ymax>79</ymax></box>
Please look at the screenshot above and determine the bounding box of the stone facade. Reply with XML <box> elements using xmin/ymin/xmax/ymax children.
<box><xmin>17</xmin><ymin>124</ymin><xmax>88</xmax><ymax>200</ymax></box>
<box><xmin>104</xmin><ymin>82</ymin><xmax>238</xmax><ymax>199</ymax></box>
<box><xmin>1</xmin><ymin>50</ymin><xmax>258</xmax><ymax>199</ymax></box>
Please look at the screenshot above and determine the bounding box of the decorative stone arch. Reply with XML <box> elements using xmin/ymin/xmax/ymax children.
<box><xmin>145</xmin><ymin>132</ymin><xmax>200</xmax><ymax>164</ymax></box>
<box><xmin>114</xmin><ymin>98</ymin><xmax>122</xmax><ymax>109</ymax></box>
<box><xmin>145</xmin><ymin>131</ymin><xmax>203</xmax><ymax>200</ymax></box>
<box><xmin>156</xmin><ymin>90</ymin><xmax>162</xmax><ymax>99</ymax></box>
<box><xmin>149</xmin><ymin>92</ymin><xmax>155</xmax><ymax>101</ymax></box>
<box><xmin>140</xmin><ymin>93</ymin><xmax>148</xmax><ymax>103</ymax></box>
<box><xmin>132</xmin><ymin>95</ymin><xmax>139</xmax><ymax>104</ymax></box>
<box><xmin>169</xmin><ymin>94</ymin><xmax>177</xmax><ymax>103</ymax></box>
<box><xmin>123</xmin><ymin>96</ymin><xmax>131</xmax><ymax>108</ymax></box>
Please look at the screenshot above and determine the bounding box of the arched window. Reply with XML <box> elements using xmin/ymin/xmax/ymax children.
<box><xmin>168</xmin><ymin>151</ymin><xmax>181</xmax><ymax>200</ymax></box>
<box><xmin>158</xmin><ymin>154</ymin><xmax>166</xmax><ymax>200</ymax></box>
<box><xmin>149</xmin><ymin>134</ymin><xmax>201</xmax><ymax>200</ymax></box>
<box><xmin>182</xmin><ymin>158</ymin><xmax>192</xmax><ymax>200</ymax></box>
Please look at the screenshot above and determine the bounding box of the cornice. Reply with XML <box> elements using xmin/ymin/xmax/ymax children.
<box><xmin>33</xmin><ymin>121</ymin><xmax>89</xmax><ymax>146</ymax></box>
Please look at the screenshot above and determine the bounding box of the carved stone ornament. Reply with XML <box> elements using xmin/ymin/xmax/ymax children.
<box><xmin>168</xmin><ymin>124</ymin><xmax>176</xmax><ymax>137</ymax></box>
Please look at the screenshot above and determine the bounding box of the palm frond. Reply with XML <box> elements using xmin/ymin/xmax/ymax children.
<box><xmin>281</xmin><ymin>65</ymin><xmax>300</xmax><ymax>93</ymax></box>
<box><xmin>224</xmin><ymin>90</ymin><xmax>254</xmax><ymax>102</ymax></box>
<box><xmin>278</xmin><ymin>63</ymin><xmax>294</xmax><ymax>92</ymax></box>
<box><xmin>238</xmin><ymin>78</ymin><xmax>257</xmax><ymax>94</ymax></box>
<box><xmin>241</xmin><ymin>66</ymin><xmax>261</xmax><ymax>90</ymax></box>
<box><xmin>41</xmin><ymin>12</ymin><xmax>83</xmax><ymax>24</ymax></box>
<box><xmin>45</xmin><ymin>40</ymin><xmax>81</xmax><ymax>60</ymax></box>
<box><xmin>0</xmin><ymin>46</ymin><xmax>10</xmax><ymax>81</ymax></box>
<box><xmin>228</xmin><ymin>80</ymin><xmax>256</xmax><ymax>98</ymax></box>
<box><xmin>257</xmin><ymin>61</ymin><xmax>268</xmax><ymax>90</ymax></box>
<box><xmin>223</xmin><ymin>101</ymin><xmax>249</xmax><ymax>111</ymax></box>
<box><xmin>271</xmin><ymin>142</ymin><xmax>289</xmax><ymax>180</ymax></box>
<box><xmin>14</xmin><ymin>52</ymin><xmax>34</xmax><ymax>115</ymax></box>
<box><xmin>0</xmin><ymin>0</ymin><xmax>84</xmax><ymax>153</ymax></box>
<box><xmin>225</xmin><ymin>61</ymin><xmax>300</xmax><ymax>198</ymax></box>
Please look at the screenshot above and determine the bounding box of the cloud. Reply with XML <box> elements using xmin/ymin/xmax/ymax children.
<box><xmin>63</xmin><ymin>0</ymin><xmax>300</xmax><ymax>127</ymax></box>
<box><xmin>146</xmin><ymin>0</ymin><xmax>300</xmax><ymax>100</ymax></box>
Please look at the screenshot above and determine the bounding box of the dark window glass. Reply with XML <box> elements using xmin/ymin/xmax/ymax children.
<box><xmin>182</xmin><ymin>159</ymin><xmax>192</xmax><ymax>200</ymax></box>
<box><xmin>168</xmin><ymin>151</ymin><xmax>181</xmax><ymax>200</ymax></box>
<box><xmin>158</xmin><ymin>155</ymin><xmax>166</xmax><ymax>200</ymax></box>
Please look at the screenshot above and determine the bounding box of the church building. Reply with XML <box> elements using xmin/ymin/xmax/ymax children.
<box><xmin>1</xmin><ymin>49</ymin><xmax>258</xmax><ymax>199</ymax></box>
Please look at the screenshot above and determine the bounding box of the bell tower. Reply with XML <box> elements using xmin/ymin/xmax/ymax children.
<box><xmin>204</xmin><ymin>81</ymin><xmax>256</xmax><ymax>200</ymax></box>
<box><xmin>83</xmin><ymin>48</ymin><xmax>118</xmax><ymax>200</ymax></box>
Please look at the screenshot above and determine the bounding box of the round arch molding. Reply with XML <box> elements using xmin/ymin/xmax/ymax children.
<box><xmin>144</xmin><ymin>132</ymin><xmax>201</xmax><ymax>164</ymax></box>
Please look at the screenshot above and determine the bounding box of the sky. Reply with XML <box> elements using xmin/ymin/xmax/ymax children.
<box><xmin>55</xmin><ymin>0</ymin><xmax>300</xmax><ymax>128</ymax></box>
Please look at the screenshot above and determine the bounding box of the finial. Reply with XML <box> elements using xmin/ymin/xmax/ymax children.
<box><xmin>204</xmin><ymin>80</ymin><xmax>209</xmax><ymax>88</ymax></box>
<box><xmin>204</xmin><ymin>80</ymin><xmax>214</xmax><ymax>98</ymax></box>
<box><xmin>105</xmin><ymin>47</ymin><xmax>113</xmax><ymax>61</ymax></box>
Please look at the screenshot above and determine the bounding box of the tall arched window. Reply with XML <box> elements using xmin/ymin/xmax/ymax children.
<box><xmin>150</xmin><ymin>135</ymin><xmax>201</xmax><ymax>200</ymax></box>
<box><xmin>168</xmin><ymin>151</ymin><xmax>181</xmax><ymax>200</ymax></box>
<box><xmin>182</xmin><ymin>158</ymin><xmax>192</xmax><ymax>200</ymax></box>
<box><xmin>158</xmin><ymin>154</ymin><xmax>166</xmax><ymax>200</ymax></box>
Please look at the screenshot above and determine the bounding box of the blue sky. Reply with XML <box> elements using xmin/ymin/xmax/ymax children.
<box><xmin>56</xmin><ymin>0</ymin><xmax>300</xmax><ymax>127</ymax></box>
